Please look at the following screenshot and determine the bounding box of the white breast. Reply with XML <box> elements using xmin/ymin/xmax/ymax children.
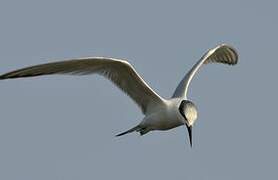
<box><xmin>141</xmin><ymin>99</ymin><xmax>184</xmax><ymax>130</ymax></box>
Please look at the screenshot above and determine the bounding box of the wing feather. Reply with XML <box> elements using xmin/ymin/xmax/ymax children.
<box><xmin>0</xmin><ymin>57</ymin><xmax>165</xmax><ymax>114</ymax></box>
<box><xmin>172</xmin><ymin>44</ymin><xmax>238</xmax><ymax>99</ymax></box>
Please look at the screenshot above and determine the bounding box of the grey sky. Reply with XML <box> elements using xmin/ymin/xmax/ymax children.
<box><xmin>0</xmin><ymin>0</ymin><xmax>277</xmax><ymax>179</ymax></box>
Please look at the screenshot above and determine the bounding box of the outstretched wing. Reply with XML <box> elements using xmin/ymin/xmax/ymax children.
<box><xmin>172</xmin><ymin>44</ymin><xmax>238</xmax><ymax>99</ymax></box>
<box><xmin>0</xmin><ymin>57</ymin><xmax>165</xmax><ymax>114</ymax></box>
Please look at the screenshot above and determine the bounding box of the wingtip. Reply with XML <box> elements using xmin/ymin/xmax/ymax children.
<box><xmin>0</xmin><ymin>75</ymin><xmax>5</xmax><ymax>80</ymax></box>
<box><xmin>217</xmin><ymin>43</ymin><xmax>239</xmax><ymax>65</ymax></box>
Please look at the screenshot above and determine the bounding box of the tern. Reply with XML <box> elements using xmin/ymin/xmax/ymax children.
<box><xmin>0</xmin><ymin>44</ymin><xmax>238</xmax><ymax>146</ymax></box>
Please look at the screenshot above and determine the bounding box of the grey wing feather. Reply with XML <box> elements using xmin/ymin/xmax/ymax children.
<box><xmin>0</xmin><ymin>57</ymin><xmax>165</xmax><ymax>114</ymax></box>
<box><xmin>172</xmin><ymin>44</ymin><xmax>238</xmax><ymax>99</ymax></box>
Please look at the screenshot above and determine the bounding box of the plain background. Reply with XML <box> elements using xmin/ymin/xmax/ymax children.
<box><xmin>0</xmin><ymin>0</ymin><xmax>277</xmax><ymax>179</ymax></box>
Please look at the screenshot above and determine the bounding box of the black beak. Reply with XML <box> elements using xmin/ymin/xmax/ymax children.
<box><xmin>186</xmin><ymin>124</ymin><xmax>192</xmax><ymax>147</ymax></box>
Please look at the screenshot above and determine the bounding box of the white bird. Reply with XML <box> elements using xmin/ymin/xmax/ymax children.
<box><xmin>0</xmin><ymin>44</ymin><xmax>238</xmax><ymax>147</ymax></box>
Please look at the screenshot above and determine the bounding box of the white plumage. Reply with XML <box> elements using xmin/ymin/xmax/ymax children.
<box><xmin>0</xmin><ymin>44</ymin><xmax>238</xmax><ymax>147</ymax></box>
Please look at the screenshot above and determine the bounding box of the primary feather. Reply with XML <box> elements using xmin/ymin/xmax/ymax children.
<box><xmin>0</xmin><ymin>57</ymin><xmax>165</xmax><ymax>114</ymax></box>
<box><xmin>172</xmin><ymin>44</ymin><xmax>238</xmax><ymax>99</ymax></box>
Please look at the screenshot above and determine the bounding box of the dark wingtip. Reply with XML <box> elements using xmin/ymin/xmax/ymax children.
<box><xmin>0</xmin><ymin>73</ymin><xmax>15</xmax><ymax>80</ymax></box>
<box><xmin>0</xmin><ymin>75</ymin><xmax>5</xmax><ymax>80</ymax></box>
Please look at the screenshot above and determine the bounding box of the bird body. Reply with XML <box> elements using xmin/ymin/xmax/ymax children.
<box><xmin>0</xmin><ymin>44</ymin><xmax>238</xmax><ymax>146</ymax></box>
<box><xmin>141</xmin><ymin>98</ymin><xmax>184</xmax><ymax>131</ymax></box>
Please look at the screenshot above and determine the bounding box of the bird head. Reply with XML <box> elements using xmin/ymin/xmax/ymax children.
<box><xmin>179</xmin><ymin>100</ymin><xmax>198</xmax><ymax>147</ymax></box>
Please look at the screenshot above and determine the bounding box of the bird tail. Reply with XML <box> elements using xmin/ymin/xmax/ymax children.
<box><xmin>115</xmin><ymin>125</ymin><xmax>140</xmax><ymax>137</ymax></box>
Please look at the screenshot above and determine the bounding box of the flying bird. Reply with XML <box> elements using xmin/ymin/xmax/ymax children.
<box><xmin>0</xmin><ymin>44</ymin><xmax>238</xmax><ymax>147</ymax></box>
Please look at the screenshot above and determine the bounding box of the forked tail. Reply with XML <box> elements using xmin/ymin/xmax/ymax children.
<box><xmin>116</xmin><ymin>125</ymin><xmax>149</xmax><ymax>137</ymax></box>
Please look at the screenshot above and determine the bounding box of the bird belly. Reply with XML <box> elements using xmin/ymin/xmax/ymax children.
<box><xmin>141</xmin><ymin>109</ymin><xmax>183</xmax><ymax>131</ymax></box>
